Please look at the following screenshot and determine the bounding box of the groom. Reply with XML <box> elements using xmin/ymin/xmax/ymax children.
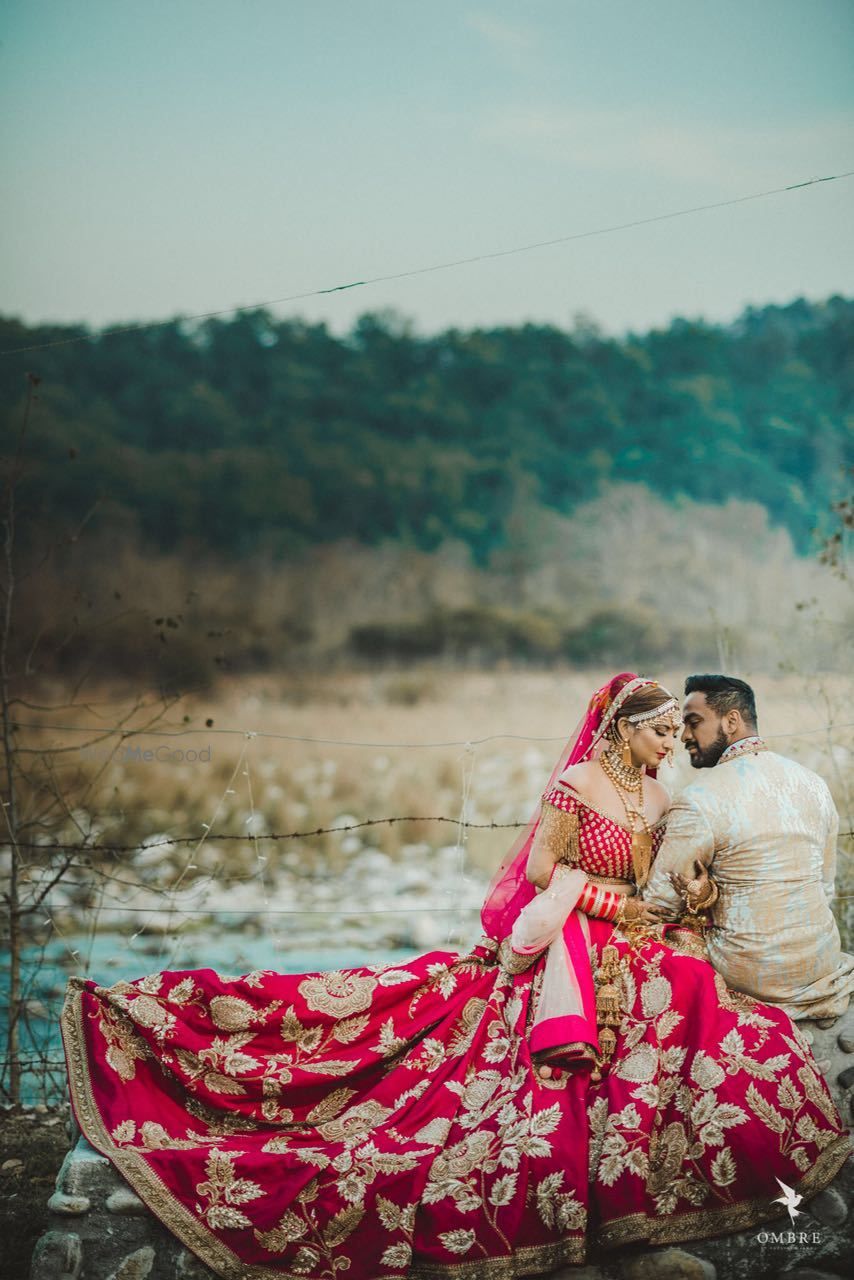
<box><xmin>644</xmin><ymin>674</ymin><xmax>854</xmax><ymax>1021</ymax></box>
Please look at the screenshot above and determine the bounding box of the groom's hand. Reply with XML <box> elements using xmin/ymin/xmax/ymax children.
<box><xmin>668</xmin><ymin>859</ymin><xmax>705</xmax><ymax>896</ymax></box>
<box><xmin>669</xmin><ymin>860</ymin><xmax>713</xmax><ymax>911</ymax></box>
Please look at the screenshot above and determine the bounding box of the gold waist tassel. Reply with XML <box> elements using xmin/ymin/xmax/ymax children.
<box><xmin>591</xmin><ymin>943</ymin><xmax>622</xmax><ymax>1083</ymax></box>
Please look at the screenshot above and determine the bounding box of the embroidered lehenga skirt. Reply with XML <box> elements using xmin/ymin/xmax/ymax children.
<box><xmin>61</xmin><ymin>795</ymin><xmax>851</xmax><ymax>1279</ymax></box>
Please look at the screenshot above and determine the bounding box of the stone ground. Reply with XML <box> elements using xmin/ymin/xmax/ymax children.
<box><xmin>1</xmin><ymin>1103</ymin><xmax>72</xmax><ymax>1280</ymax></box>
<box><xmin>23</xmin><ymin>1007</ymin><xmax>854</xmax><ymax>1280</ymax></box>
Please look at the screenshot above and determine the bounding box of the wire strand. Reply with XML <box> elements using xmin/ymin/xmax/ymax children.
<box><xmin>6</xmin><ymin>816</ymin><xmax>529</xmax><ymax>853</ymax></box>
<box><xmin>12</xmin><ymin>719</ymin><xmax>854</xmax><ymax>749</ymax></box>
<box><xmin>10</xmin><ymin>818</ymin><xmax>853</xmax><ymax>855</ymax></box>
<box><xmin>3</xmin><ymin>168</ymin><xmax>853</xmax><ymax>357</ymax></box>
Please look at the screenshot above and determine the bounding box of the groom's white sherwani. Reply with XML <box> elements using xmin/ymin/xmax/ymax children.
<box><xmin>645</xmin><ymin>742</ymin><xmax>854</xmax><ymax>1020</ymax></box>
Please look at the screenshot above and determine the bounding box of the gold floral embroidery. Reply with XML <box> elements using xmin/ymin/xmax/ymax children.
<box><xmin>447</xmin><ymin>998</ymin><xmax>489</xmax><ymax>1056</ymax></box>
<box><xmin>95</xmin><ymin>1003</ymin><xmax>151</xmax><ymax>1082</ymax></box>
<box><xmin>596</xmin><ymin>1134</ymin><xmax>851</xmax><ymax>1251</ymax></box>
<box><xmin>298</xmin><ymin>970</ymin><xmax>378</xmax><ymax>1018</ymax></box>
<box><xmin>209</xmin><ymin>994</ymin><xmax>282</xmax><ymax>1031</ymax></box>
<box><xmin>63</xmin><ymin>917</ymin><xmax>852</xmax><ymax>1280</ymax></box>
<box><xmin>797</xmin><ymin>1061</ymin><xmax>841</xmax><ymax>1127</ymax></box>
<box><xmin>195</xmin><ymin>1148</ymin><xmax>264</xmax><ymax>1231</ymax></box>
<box><xmin>213</xmin><ymin>969</ymin><xmax>268</xmax><ymax>987</ymax></box>
<box><xmin>660</xmin><ymin>925</ymin><xmax>710</xmax><ymax>962</ymax></box>
<box><xmin>98</xmin><ymin>973</ymin><xmax>205</xmax><ymax>1046</ymax></box>
<box><xmin>111</xmin><ymin>1119</ymin><xmax>222</xmax><ymax>1151</ymax></box>
<box><xmin>185</xmin><ymin>1096</ymin><xmax>259</xmax><ymax>1135</ymax></box>
<box><xmin>497</xmin><ymin>938</ymin><xmax>541</xmax><ymax>975</ymax></box>
<box><xmin>585</xmin><ymin>931</ymin><xmax>846</xmax><ymax>1227</ymax></box>
<box><xmin>316</xmin><ymin>1098</ymin><xmax>392</xmax><ymax>1144</ymax></box>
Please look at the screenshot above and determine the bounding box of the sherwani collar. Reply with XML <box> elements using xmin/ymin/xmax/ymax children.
<box><xmin>719</xmin><ymin>735</ymin><xmax>767</xmax><ymax>764</ymax></box>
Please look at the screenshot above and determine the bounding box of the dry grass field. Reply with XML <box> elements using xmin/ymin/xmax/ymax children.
<box><xmin>22</xmin><ymin>666</ymin><xmax>854</xmax><ymax>907</ymax></box>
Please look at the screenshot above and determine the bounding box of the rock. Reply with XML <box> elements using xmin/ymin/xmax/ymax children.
<box><xmin>175</xmin><ymin>1250</ymin><xmax>218</xmax><ymax>1279</ymax></box>
<box><xmin>65</xmin><ymin>1108</ymin><xmax>81</xmax><ymax>1147</ymax></box>
<box><xmin>55</xmin><ymin>1139</ymin><xmax>115</xmax><ymax>1200</ymax></box>
<box><xmin>1</xmin><ymin>1156</ymin><xmax>24</xmax><ymax>1171</ymax></box>
<box><xmin>837</xmin><ymin>1064</ymin><xmax>854</xmax><ymax>1089</ymax></box>
<box><xmin>838</xmin><ymin>1032</ymin><xmax>854</xmax><ymax>1053</ymax></box>
<box><xmin>618</xmin><ymin>1248</ymin><xmax>716</xmax><ymax>1280</ymax></box>
<box><xmin>105</xmin><ymin>1246</ymin><xmax>156</xmax><ymax>1280</ymax></box>
<box><xmin>814</xmin><ymin>1018</ymin><xmax>837</xmax><ymax>1029</ymax></box>
<box><xmin>47</xmin><ymin>1190</ymin><xmax>91</xmax><ymax>1215</ymax></box>
<box><xmin>776</xmin><ymin>1270</ymin><xmax>843</xmax><ymax>1280</ymax></box>
<box><xmin>815</xmin><ymin>1058</ymin><xmax>832</xmax><ymax>1074</ymax></box>
<box><xmin>546</xmin><ymin>1269</ymin><xmax>605</xmax><ymax>1280</ymax></box>
<box><xmin>106</xmin><ymin>1187</ymin><xmax>148</xmax><ymax>1215</ymax></box>
<box><xmin>30</xmin><ymin>1229</ymin><xmax>83</xmax><ymax>1280</ymax></box>
<box><xmin>806</xmin><ymin>1185</ymin><xmax>848</xmax><ymax>1227</ymax></box>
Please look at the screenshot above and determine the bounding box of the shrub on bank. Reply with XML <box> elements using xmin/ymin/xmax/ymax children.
<box><xmin>349</xmin><ymin>605</ymin><xmax>719</xmax><ymax>668</ymax></box>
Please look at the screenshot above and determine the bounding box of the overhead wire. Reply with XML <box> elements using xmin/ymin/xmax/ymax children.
<box><xmin>3</xmin><ymin>168</ymin><xmax>853</xmax><ymax>357</ymax></box>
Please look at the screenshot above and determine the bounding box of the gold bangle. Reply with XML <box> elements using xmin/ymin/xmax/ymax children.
<box><xmin>689</xmin><ymin>879</ymin><xmax>718</xmax><ymax>912</ymax></box>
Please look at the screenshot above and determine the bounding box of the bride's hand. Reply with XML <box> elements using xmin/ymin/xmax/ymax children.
<box><xmin>621</xmin><ymin>898</ymin><xmax>667</xmax><ymax>925</ymax></box>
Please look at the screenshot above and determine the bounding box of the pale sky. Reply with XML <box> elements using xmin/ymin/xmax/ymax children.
<box><xmin>3</xmin><ymin>0</ymin><xmax>853</xmax><ymax>337</ymax></box>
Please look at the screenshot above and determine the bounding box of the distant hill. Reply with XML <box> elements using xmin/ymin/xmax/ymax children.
<box><xmin>1</xmin><ymin>296</ymin><xmax>852</xmax><ymax>560</ymax></box>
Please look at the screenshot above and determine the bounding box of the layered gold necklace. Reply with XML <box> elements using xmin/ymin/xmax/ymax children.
<box><xmin>600</xmin><ymin>747</ymin><xmax>654</xmax><ymax>888</ymax></box>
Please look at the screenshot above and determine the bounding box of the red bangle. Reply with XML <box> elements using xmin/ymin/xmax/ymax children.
<box><xmin>578</xmin><ymin>882</ymin><xmax>596</xmax><ymax>913</ymax></box>
<box><xmin>578</xmin><ymin>881</ymin><xmax>620</xmax><ymax>922</ymax></box>
<box><xmin>599</xmin><ymin>889</ymin><xmax>620</xmax><ymax>922</ymax></box>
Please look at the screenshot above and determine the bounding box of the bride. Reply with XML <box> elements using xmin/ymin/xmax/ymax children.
<box><xmin>61</xmin><ymin>674</ymin><xmax>850</xmax><ymax>1279</ymax></box>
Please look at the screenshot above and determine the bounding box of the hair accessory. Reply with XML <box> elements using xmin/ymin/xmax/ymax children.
<box><xmin>625</xmin><ymin>697</ymin><xmax>682</xmax><ymax>730</ymax></box>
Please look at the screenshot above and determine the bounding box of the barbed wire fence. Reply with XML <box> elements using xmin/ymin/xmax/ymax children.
<box><xmin>3</xmin><ymin>707</ymin><xmax>853</xmax><ymax>1105</ymax></box>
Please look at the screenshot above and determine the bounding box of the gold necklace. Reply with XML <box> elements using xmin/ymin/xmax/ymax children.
<box><xmin>600</xmin><ymin>747</ymin><xmax>643</xmax><ymax>793</ymax></box>
<box><xmin>600</xmin><ymin>754</ymin><xmax>654</xmax><ymax>888</ymax></box>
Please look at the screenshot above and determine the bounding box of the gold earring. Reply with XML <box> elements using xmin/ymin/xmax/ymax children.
<box><xmin>621</xmin><ymin>738</ymin><xmax>632</xmax><ymax>767</ymax></box>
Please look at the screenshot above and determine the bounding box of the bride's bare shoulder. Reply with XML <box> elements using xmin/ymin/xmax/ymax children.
<box><xmin>555</xmin><ymin>760</ymin><xmax>599</xmax><ymax>802</ymax></box>
<box><xmin>645</xmin><ymin>775</ymin><xmax>671</xmax><ymax>806</ymax></box>
<box><xmin>644</xmin><ymin>774</ymin><xmax>671</xmax><ymax>818</ymax></box>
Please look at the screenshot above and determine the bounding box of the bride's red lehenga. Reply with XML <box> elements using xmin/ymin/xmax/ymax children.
<box><xmin>61</xmin><ymin>676</ymin><xmax>851</xmax><ymax>1280</ymax></box>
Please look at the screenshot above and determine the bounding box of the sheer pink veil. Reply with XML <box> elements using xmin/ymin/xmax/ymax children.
<box><xmin>480</xmin><ymin>672</ymin><xmax>649</xmax><ymax>941</ymax></box>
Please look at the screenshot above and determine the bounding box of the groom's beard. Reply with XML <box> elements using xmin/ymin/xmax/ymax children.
<box><xmin>686</xmin><ymin>726</ymin><xmax>729</xmax><ymax>769</ymax></box>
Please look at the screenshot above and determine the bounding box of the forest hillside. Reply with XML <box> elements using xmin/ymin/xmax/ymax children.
<box><xmin>1</xmin><ymin>297</ymin><xmax>851</xmax><ymax>685</ymax></box>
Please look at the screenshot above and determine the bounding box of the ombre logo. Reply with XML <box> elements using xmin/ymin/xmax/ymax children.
<box><xmin>754</xmin><ymin>1180</ymin><xmax>821</xmax><ymax>1245</ymax></box>
<box><xmin>756</xmin><ymin>1230</ymin><xmax>821</xmax><ymax>1245</ymax></box>
<box><xmin>772</xmin><ymin>1178</ymin><xmax>802</xmax><ymax>1225</ymax></box>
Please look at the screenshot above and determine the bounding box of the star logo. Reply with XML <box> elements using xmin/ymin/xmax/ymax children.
<box><xmin>773</xmin><ymin>1177</ymin><xmax>803</xmax><ymax>1225</ymax></box>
